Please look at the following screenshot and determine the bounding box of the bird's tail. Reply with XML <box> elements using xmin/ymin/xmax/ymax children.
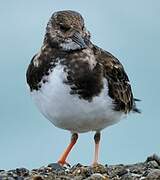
<box><xmin>133</xmin><ymin>98</ymin><xmax>141</xmax><ymax>113</ymax></box>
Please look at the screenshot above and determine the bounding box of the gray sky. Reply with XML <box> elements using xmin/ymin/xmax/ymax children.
<box><xmin>0</xmin><ymin>0</ymin><xmax>160</xmax><ymax>170</ymax></box>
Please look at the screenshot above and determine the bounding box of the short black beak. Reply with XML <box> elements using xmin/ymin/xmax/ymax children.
<box><xmin>71</xmin><ymin>32</ymin><xmax>87</xmax><ymax>49</ymax></box>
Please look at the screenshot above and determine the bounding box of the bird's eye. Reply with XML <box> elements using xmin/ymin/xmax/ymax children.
<box><xmin>59</xmin><ymin>24</ymin><xmax>70</xmax><ymax>32</ymax></box>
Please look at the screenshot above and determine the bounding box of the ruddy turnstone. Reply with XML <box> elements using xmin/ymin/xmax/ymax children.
<box><xmin>26</xmin><ymin>10</ymin><xmax>140</xmax><ymax>165</ymax></box>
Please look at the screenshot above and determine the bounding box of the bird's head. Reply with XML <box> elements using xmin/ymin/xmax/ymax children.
<box><xmin>45</xmin><ymin>10</ymin><xmax>91</xmax><ymax>51</ymax></box>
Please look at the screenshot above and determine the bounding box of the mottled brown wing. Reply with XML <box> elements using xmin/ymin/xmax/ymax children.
<box><xmin>92</xmin><ymin>45</ymin><xmax>134</xmax><ymax>113</ymax></box>
<box><xmin>26</xmin><ymin>46</ymin><xmax>61</xmax><ymax>91</ymax></box>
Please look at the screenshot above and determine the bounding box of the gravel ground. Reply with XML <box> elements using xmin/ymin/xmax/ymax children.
<box><xmin>0</xmin><ymin>154</ymin><xmax>160</xmax><ymax>180</ymax></box>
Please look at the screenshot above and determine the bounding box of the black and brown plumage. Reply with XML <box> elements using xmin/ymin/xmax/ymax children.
<box><xmin>26</xmin><ymin>10</ymin><xmax>140</xmax><ymax>166</ymax></box>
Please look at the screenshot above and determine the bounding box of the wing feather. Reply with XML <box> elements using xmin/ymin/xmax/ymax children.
<box><xmin>92</xmin><ymin>45</ymin><xmax>135</xmax><ymax>113</ymax></box>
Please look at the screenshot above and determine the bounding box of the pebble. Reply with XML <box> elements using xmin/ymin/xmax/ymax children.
<box><xmin>86</xmin><ymin>173</ymin><xmax>109</xmax><ymax>180</ymax></box>
<box><xmin>48</xmin><ymin>163</ymin><xmax>65</xmax><ymax>172</ymax></box>
<box><xmin>147</xmin><ymin>160</ymin><xmax>159</xmax><ymax>169</ymax></box>
<box><xmin>146</xmin><ymin>154</ymin><xmax>160</xmax><ymax>166</ymax></box>
<box><xmin>146</xmin><ymin>169</ymin><xmax>160</xmax><ymax>179</ymax></box>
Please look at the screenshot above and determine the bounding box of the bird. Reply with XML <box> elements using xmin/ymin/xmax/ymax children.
<box><xmin>26</xmin><ymin>10</ymin><xmax>140</xmax><ymax>166</ymax></box>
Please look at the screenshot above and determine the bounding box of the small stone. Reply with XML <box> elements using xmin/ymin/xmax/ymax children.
<box><xmin>127</xmin><ymin>162</ymin><xmax>146</xmax><ymax>175</ymax></box>
<box><xmin>7</xmin><ymin>177</ymin><xmax>15</xmax><ymax>180</ymax></box>
<box><xmin>117</xmin><ymin>168</ymin><xmax>128</xmax><ymax>176</ymax></box>
<box><xmin>120</xmin><ymin>172</ymin><xmax>136</xmax><ymax>180</ymax></box>
<box><xmin>146</xmin><ymin>154</ymin><xmax>160</xmax><ymax>166</ymax></box>
<box><xmin>48</xmin><ymin>163</ymin><xmax>65</xmax><ymax>171</ymax></box>
<box><xmin>73</xmin><ymin>175</ymin><xmax>84</xmax><ymax>180</ymax></box>
<box><xmin>107</xmin><ymin>164</ymin><xmax>126</xmax><ymax>178</ymax></box>
<box><xmin>72</xmin><ymin>163</ymin><xmax>83</xmax><ymax>169</ymax></box>
<box><xmin>147</xmin><ymin>160</ymin><xmax>159</xmax><ymax>169</ymax></box>
<box><xmin>57</xmin><ymin>175</ymin><xmax>72</xmax><ymax>180</ymax></box>
<box><xmin>92</xmin><ymin>164</ymin><xmax>107</xmax><ymax>174</ymax></box>
<box><xmin>86</xmin><ymin>173</ymin><xmax>109</xmax><ymax>180</ymax></box>
<box><xmin>17</xmin><ymin>177</ymin><xmax>24</xmax><ymax>180</ymax></box>
<box><xmin>146</xmin><ymin>169</ymin><xmax>160</xmax><ymax>180</ymax></box>
<box><xmin>16</xmin><ymin>168</ymin><xmax>30</xmax><ymax>177</ymax></box>
<box><xmin>32</xmin><ymin>175</ymin><xmax>44</xmax><ymax>180</ymax></box>
<box><xmin>72</xmin><ymin>166</ymin><xmax>93</xmax><ymax>178</ymax></box>
<box><xmin>142</xmin><ymin>170</ymin><xmax>150</xmax><ymax>177</ymax></box>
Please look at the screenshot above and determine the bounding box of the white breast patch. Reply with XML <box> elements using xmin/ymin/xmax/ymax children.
<box><xmin>30</xmin><ymin>63</ymin><xmax>124</xmax><ymax>133</ymax></box>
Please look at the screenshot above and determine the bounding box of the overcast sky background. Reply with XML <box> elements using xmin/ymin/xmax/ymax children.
<box><xmin>0</xmin><ymin>0</ymin><xmax>160</xmax><ymax>170</ymax></box>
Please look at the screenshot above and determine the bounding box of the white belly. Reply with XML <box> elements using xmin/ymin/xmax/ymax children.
<box><xmin>30</xmin><ymin>64</ymin><xmax>123</xmax><ymax>133</ymax></box>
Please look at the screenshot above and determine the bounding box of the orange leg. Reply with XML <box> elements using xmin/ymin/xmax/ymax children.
<box><xmin>92</xmin><ymin>132</ymin><xmax>101</xmax><ymax>165</ymax></box>
<box><xmin>58</xmin><ymin>133</ymin><xmax>78</xmax><ymax>166</ymax></box>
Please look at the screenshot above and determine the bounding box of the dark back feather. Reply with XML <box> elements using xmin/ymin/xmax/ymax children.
<box><xmin>92</xmin><ymin>45</ymin><xmax>139</xmax><ymax>113</ymax></box>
